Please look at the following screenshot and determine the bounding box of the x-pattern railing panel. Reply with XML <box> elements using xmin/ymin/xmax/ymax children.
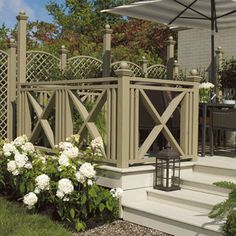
<box><xmin>18</xmin><ymin>76</ymin><xmax>198</xmax><ymax>167</ymax></box>
<box><xmin>0</xmin><ymin>50</ymin><xmax>8</xmax><ymax>139</ymax></box>
<box><xmin>137</xmin><ymin>89</ymin><xmax>185</xmax><ymax>159</ymax></box>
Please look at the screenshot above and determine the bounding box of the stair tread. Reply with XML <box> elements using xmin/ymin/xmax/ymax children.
<box><xmin>196</xmin><ymin>156</ymin><xmax>236</xmax><ymax>171</ymax></box>
<box><xmin>147</xmin><ymin>188</ymin><xmax>226</xmax><ymax>206</ymax></box>
<box><xmin>181</xmin><ymin>169</ymin><xmax>236</xmax><ymax>184</ymax></box>
<box><xmin>123</xmin><ymin>200</ymin><xmax>223</xmax><ymax>232</ymax></box>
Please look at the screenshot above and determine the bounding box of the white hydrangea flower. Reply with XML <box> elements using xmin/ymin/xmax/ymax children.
<box><xmin>75</xmin><ymin>171</ymin><xmax>85</xmax><ymax>184</ymax></box>
<box><xmin>79</xmin><ymin>162</ymin><xmax>96</xmax><ymax>179</ymax></box>
<box><xmin>56</xmin><ymin>190</ymin><xmax>64</xmax><ymax>199</ymax></box>
<box><xmin>34</xmin><ymin>187</ymin><xmax>40</xmax><ymax>194</ymax></box>
<box><xmin>87</xmin><ymin>179</ymin><xmax>93</xmax><ymax>186</ymax></box>
<box><xmin>22</xmin><ymin>142</ymin><xmax>35</xmax><ymax>154</ymax></box>
<box><xmin>23</xmin><ymin>192</ymin><xmax>38</xmax><ymax>209</ymax></box>
<box><xmin>199</xmin><ymin>82</ymin><xmax>215</xmax><ymax>89</ymax></box>
<box><xmin>7</xmin><ymin>160</ymin><xmax>17</xmax><ymax>173</ymax></box>
<box><xmin>3</xmin><ymin>143</ymin><xmax>17</xmax><ymax>157</ymax></box>
<box><xmin>14</xmin><ymin>135</ymin><xmax>28</xmax><ymax>147</ymax></box>
<box><xmin>91</xmin><ymin>137</ymin><xmax>104</xmax><ymax>150</ymax></box>
<box><xmin>12</xmin><ymin>170</ymin><xmax>19</xmax><ymax>176</ymax></box>
<box><xmin>110</xmin><ymin>188</ymin><xmax>123</xmax><ymax>198</ymax></box>
<box><xmin>58</xmin><ymin>142</ymin><xmax>74</xmax><ymax>151</ymax></box>
<box><xmin>57</xmin><ymin>178</ymin><xmax>74</xmax><ymax>195</ymax></box>
<box><xmin>24</xmin><ymin>162</ymin><xmax>33</xmax><ymax>169</ymax></box>
<box><xmin>14</xmin><ymin>153</ymin><xmax>28</xmax><ymax>168</ymax></box>
<box><xmin>38</xmin><ymin>155</ymin><xmax>46</xmax><ymax>164</ymax></box>
<box><xmin>62</xmin><ymin>147</ymin><xmax>79</xmax><ymax>159</ymax></box>
<box><xmin>35</xmin><ymin>174</ymin><xmax>50</xmax><ymax>192</ymax></box>
<box><xmin>58</xmin><ymin>154</ymin><xmax>70</xmax><ymax>167</ymax></box>
<box><xmin>63</xmin><ymin>197</ymin><xmax>69</xmax><ymax>202</ymax></box>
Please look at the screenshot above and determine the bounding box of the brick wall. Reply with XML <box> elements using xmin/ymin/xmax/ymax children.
<box><xmin>178</xmin><ymin>28</ymin><xmax>236</xmax><ymax>76</ymax></box>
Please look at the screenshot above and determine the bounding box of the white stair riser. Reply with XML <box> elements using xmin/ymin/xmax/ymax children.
<box><xmin>181</xmin><ymin>180</ymin><xmax>230</xmax><ymax>197</ymax></box>
<box><xmin>123</xmin><ymin>206</ymin><xmax>223</xmax><ymax>236</ymax></box>
<box><xmin>193</xmin><ymin>165</ymin><xmax>236</xmax><ymax>177</ymax></box>
<box><xmin>147</xmin><ymin>192</ymin><xmax>214</xmax><ymax>213</ymax></box>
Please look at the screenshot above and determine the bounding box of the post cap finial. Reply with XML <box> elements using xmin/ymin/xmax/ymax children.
<box><xmin>19</xmin><ymin>9</ymin><xmax>25</xmax><ymax>15</ymax></box>
<box><xmin>105</xmin><ymin>24</ymin><xmax>110</xmax><ymax>29</ymax></box>
<box><xmin>190</xmin><ymin>69</ymin><xmax>198</xmax><ymax>76</ymax></box>
<box><xmin>61</xmin><ymin>45</ymin><xmax>65</xmax><ymax>49</ymax></box>
<box><xmin>115</xmin><ymin>61</ymin><xmax>133</xmax><ymax>77</ymax></box>
<box><xmin>169</xmin><ymin>36</ymin><xmax>173</xmax><ymax>40</ymax></box>
<box><xmin>120</xmin><ymin>61</ymin><xmax>128</xmax><ymax>70</ymax></box>
<box><xmin>10</xmin><ymin>38</ymin><xmax>15</xmax><ymax>43</ymax></box>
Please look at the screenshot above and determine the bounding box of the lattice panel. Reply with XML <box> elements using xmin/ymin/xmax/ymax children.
<box><xmin>147</xmin><ymin>65</ymin><xmax>167</xmax><ymax>79</ymax></box>
<box><xmin>111</xmin><ymin>61</ymin><xmax>142</xmax><ymax>77</ymax></box>
<box><xmin>67</xmin><ymin>56</ymin><xmax>102</xmax><ymax>79</ymax></box>
<box><xmin>0</xmin><ymin>50</ymin><xmax>8</xmax><ymax>139</ymax></box>
<box><xmin>26</xmin><ymin>51</ymin><xmax>60</xmax><ymax>82</ymax></box>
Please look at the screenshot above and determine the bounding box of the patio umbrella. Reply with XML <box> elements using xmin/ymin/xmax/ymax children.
<box><xmin>102</xmin><ymin>0</ymin><xmax>236</xmax><ymax>84</ymax></box>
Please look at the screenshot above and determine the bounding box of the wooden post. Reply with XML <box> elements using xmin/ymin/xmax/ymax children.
<box><xmin>166</xmin><ymin>36</ymin><xmax>176</xmax><ymax>80</ymax></box>
<box><xmin>16</xmin><ymin>10</ymin><xmax>28</xmax><ymax>136</ymax></box>
<box><xmin>173</xmin><ymin>60</ymin><xmax>180</xmax><ymax>80</ymax></box>
<box><xmin>7</xmin><ymin>39</ymin><xmax>17</xmax><ymax>140</ymax></box>
<box><xmin>186</xmin><ymin>69</ymin><xmax>202</xmax><ymax>83</ymax></box>
<box><xmin>140</xmin><ymin>56</ymin><xmax>148</xmax><ymax>78</ymax></box>
<box><xmin>16</xmin><ymin>10</ymin><xmax>28</xmax><ymax>83</ymax></box>
<box><xmin>215</xmin><ymin>46</ymin><xmax>224</xmax><ymax>100</ymax></box>
<box><xmin>115</xmin><ymin>62</ymin><xmax>133</xmax><ymax>168</ymax></box>
<box><xmin>184</xmin><ymin>69</ymin><xmax>201</xmax><ymax>161</ymax></box>
<box><xmin>102</xmin><ymin>24</ymin><xmax>113</xmax><ymax>77</ymax></box>
<box><xmin>59</xmin><ymin>45</ymin><xmax>68</xmax><ymax>71</ymax></box>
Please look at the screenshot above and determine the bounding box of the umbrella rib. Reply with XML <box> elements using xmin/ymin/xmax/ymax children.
<box><xmin>169</xmin><ymin>0</ymin><xmax>199</xmax><ymax>25</ymax></box>
<box><xmin>179</xmin><ymin>16</ymin><xmax>209</xmax><ymax>20</ymax></box>
<box><xmin>173</xmin><ymin>0</ymin><xmax>210</xmax><ymax>21</ymax></box>
<box><xmin>216</xmin><ymin>9</ymin><xmax>236</xmax><ymax>19</ymax></box>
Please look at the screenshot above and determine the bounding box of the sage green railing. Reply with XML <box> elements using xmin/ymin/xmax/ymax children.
<box><xmin>17</xmin><ymin>64</ymin><xmax>199</xmax><ymax>168</ymax></box>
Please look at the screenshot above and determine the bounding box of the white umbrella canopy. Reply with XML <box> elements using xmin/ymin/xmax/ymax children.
<box><xmin>102</xmin><ymin>0</ymin><xmax>236</xmax><ymax>83</ymax></box>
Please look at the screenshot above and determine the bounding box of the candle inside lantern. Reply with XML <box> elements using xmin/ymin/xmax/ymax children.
<box><xmin>163</xmin><ymin>169</ymin><xmax>173</xmax><ymax>187</ymax></box>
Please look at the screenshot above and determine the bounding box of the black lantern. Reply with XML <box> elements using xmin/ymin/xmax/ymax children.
<box><xmin>154</xmin><ymin>147</ymin><xmax>181</xmax><ymax>191</ymax></box>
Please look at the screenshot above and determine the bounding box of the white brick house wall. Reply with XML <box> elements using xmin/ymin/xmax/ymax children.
<box><xmin>178</xmin><ymin>28</ymin><xmax>236</xmax><ymax>75</ymax></box>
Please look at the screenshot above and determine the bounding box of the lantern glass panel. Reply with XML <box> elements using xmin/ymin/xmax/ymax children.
<box><xmin>154</xmin><ymin>153</ymin><xmax>181</xmax><ymax>191</ymax></box>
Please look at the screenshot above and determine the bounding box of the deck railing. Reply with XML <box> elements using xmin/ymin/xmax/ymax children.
<box><xmin>18</xmin><ymin>63</ymin><xmax>199</xmax><ymax>168</ymax></box>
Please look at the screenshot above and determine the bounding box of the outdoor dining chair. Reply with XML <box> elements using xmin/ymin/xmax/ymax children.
<box><xmin>210</xmin><ymin>109</ymin><xmax>236</xmax><ymax>155</ymax></box>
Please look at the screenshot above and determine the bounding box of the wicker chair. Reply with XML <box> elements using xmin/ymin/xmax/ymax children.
<box><xmin>211</xmin><ymin>109</ymin><xmax>236</xmax><ymax>155</ymax></box>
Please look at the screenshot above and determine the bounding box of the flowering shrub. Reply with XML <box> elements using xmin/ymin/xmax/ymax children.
<box><xmin>0</xmin><ymin>135</ymin><xmax>121</xmax><ymax>232</ymax></box>
<box><xmin>199</xmin><ymin>82</ymin><xmax>215</xmax><ymax>103</ymax></box>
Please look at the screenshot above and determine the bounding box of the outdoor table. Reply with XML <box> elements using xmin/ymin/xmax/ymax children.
<box><xmin>199</xmin><ymin>102</ymin><xmax>234</xmax><ymax>157</ymax></box>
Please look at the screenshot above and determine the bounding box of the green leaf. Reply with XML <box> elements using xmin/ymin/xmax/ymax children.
<box><xmin>57</xmin><ymin>209</ymin><xmax>63</xmax><ymax>218</ymax></box>
<box><xmin>81</xmin><ymin>194</ymin><xmax>87</xmax><ymax>205</ymax></box>
<box><xmin>99</xmin><ymin>203</ymin><xmax>105</xmax><ymax>212</ymax></box>
<box><xmin>70</xmin><ymin>208</ymin><xmax>75</xmax><ymax>219</ymax></box>
<box><xmin>106</xmin><ymin>200</ymin><xmax>113</xmax><ymax>211</ymax></box>
<box><xmin>75</xmin><ymin>220</ymin><xmax>86</xmax><ymax>232</ymax></box>
<box><xmin>19</xmin><ymin>182</ymin><xmax>25</xmax><ymax>194</ymax></box>
<box><xmin>88</xmin><ymin>187</ymin><xmax>96</xmax><ymax>198</ymax></box>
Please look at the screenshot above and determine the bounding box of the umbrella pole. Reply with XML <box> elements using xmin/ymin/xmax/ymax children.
<box><xmin>211</xmin><ymin>0</ymin><xmax>216</xmax><ymax>86</ymax></box>
<box><xmin>211</xmin><ymin>30</ymin><xmax>215</xmax><ymax>85</ymax></box>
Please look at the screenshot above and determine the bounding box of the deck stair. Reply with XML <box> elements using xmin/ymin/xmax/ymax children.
<box><xmin>121</xmin><ymin>157</ymin><xmax>236</xmax><ymax>236</ymax></box>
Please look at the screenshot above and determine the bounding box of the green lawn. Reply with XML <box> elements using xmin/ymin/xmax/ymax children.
<box><xmin>0</xmin><ymin>197</ymin><xmax>72</xmax><ymax>236</ymax></box>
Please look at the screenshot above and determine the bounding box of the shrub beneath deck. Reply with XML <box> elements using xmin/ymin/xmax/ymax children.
<box><xmin>0</xmin><ymin>135</ymin><xmax>122</xmax><ymax>232</ymax></box>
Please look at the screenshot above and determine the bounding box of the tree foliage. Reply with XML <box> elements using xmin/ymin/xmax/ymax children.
<box><xmin>0</xmin><ymin>0</ymin><xmax>176</xmax><ymax>64</ymax></box>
